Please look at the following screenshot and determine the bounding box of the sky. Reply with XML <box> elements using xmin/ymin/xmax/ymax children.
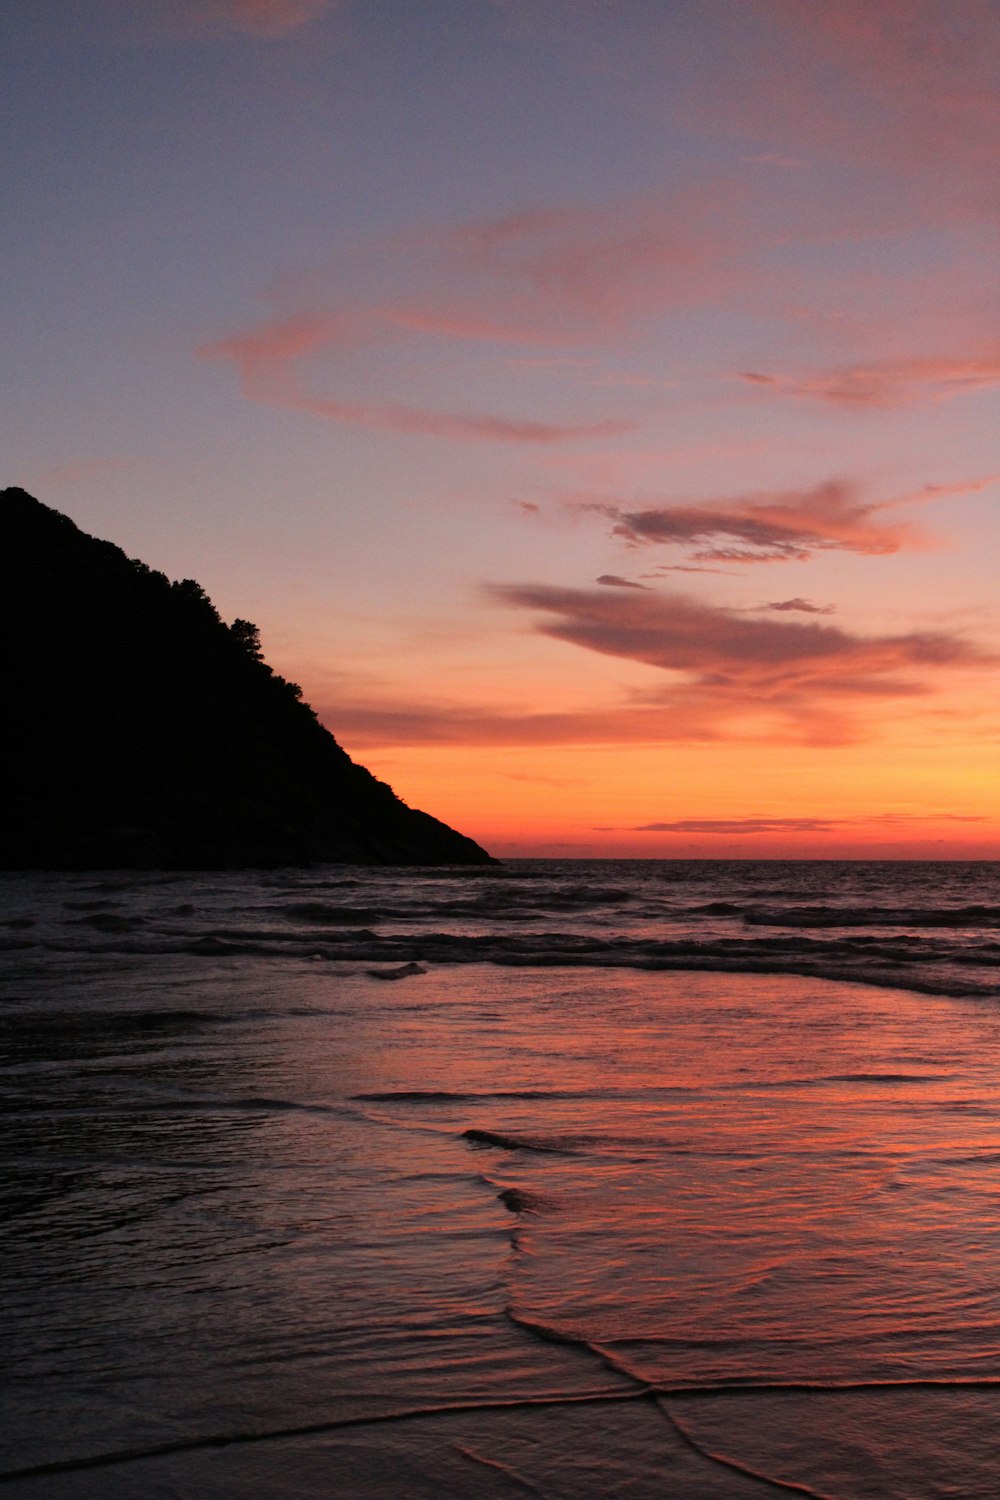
<box><xmin>3</xmin><ymin>0</ymin><xmax>999</xmax><ymax>858</ymax></box>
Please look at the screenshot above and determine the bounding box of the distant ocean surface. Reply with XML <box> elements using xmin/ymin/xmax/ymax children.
<box><xmin>4</xmin><ymin>859</ymin><xmax>1000</xmax><ymax>1497</ymax></box>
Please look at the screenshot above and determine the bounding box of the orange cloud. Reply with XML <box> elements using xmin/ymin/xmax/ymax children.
<box><xmin>630</xmin><ymin>813</ymin><xmax>985</xmax><ymax>833</ymax></box>
<box><xmin>740</xmin><ymin>355</ymin><xmax>1000</xmax><ymax>408</ymax></box>
<box><xmin>590</xmin><ymin>480</ymin><xmax>923</xmax><ymax>562</ymax></box>
<box><xmin>634</xmin><ymin>817</ymin><xmax>842</xmax><ymax>834</ymax></box>
<box><xmin>324</xmin><ymin>584</ymin><xmax>995</xmax><ymax>751</ymax></box>
<box><xmin>319</xmin><ymin>698</ymin><xmax>723</xmax><ymax>749</ymax></box>
<box><xmin>487</xmin><ymin>582</ymin><xmax>995</xmax><ymax>739</ymax></box>
<box><xmin>491</xmin><ymin>582</ymin><xmax>986</xmax><ymax>686</ymax></box>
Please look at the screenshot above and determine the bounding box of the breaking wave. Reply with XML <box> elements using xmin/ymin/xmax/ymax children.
<box><xmin>2</xmin><ymin>858</ymin><xmax>998</xmax><ymax>1001</ymax></box>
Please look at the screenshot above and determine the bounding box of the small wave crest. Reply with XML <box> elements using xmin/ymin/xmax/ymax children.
<box><xmin>742</xmin><ymin>904</ymin><xmax>1000</xmax><ymax>930</ymax></box>
<box><xmin>279</xmin><ymin>902</ymin><xmax>383</xmax><ymax>924</ymax></box>
<box><xmin>462</xmin><ymin>1127</ymin><xmax>574</xmax><ymax>1154</ymax></box>
<box><xmin>353</xmin><ymin>1087</ymin><xmax>618</xmax><ymax>1103</ymax></box>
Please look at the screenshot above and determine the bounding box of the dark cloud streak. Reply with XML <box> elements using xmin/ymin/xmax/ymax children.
<box><xmin>486</xmin><ymin>581</ymin><xmax>995</xmax><ymax>742</ymax></box>
<box><xmin>759</xmin><ymin>597</ymin><xmax>835</xmax><ymax>614</ymax></box>
<box><xmin>591</xmin><ymin>480</ymin><xmax>919</xmax><ymax>563</ymax></box>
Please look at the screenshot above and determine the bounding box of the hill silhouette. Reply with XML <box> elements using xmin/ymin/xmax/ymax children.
<box><xmin>2</xmin><ymin>489</ymin><xmax>493</xmax><ymax>868</ymax></box>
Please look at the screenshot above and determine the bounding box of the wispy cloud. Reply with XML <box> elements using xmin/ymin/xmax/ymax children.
<box><xmin>377</xmin><ymin>306</ymin><xmax>557</xmax><ymax>346</ymax></box>
<box><xmin>198</xmin><ymin>310</ymin><xmax>634</xmax><ymax>444</ymax></box>
<box><xmin>320</xmin><ymin>697</ymin><xmax>721</xmax><ymax>749</ymax></box>
<box><xmin>740</xmin><ymin>355</ymin><xmax>1000</xmax><ymax>409</ymax></box>
<box><xmin>906</xmin><ymin>475</ymin><xmax>1000</xmax><ymax>504</ymax></box>
<box><xmin>759</xmin><ymin>0</ymin><xmax>1000</xmax><ymax>166</ymax></box>
<box><xmin>596</xmin><ymin>574</ymin><xmax>649</xmax><ymax>589</ymax></box>
<box><xmin>203</xmin><ymin>182</ymin><xmax>736</xmax><ymax>400</ymax></box>
<box><xmin>588</xmin><ymin>479</ymin><xmax>923</xmax><ymax>563</ymax></box>
<box><xmin>491</xmin><ymin>581</ymin><xmax>987</xmax><ymax>688</ymax></box>
<box><xmin>32</xmin><ymin>456</ymin><xmax>128</xmax><ymax>488</ymax></box>
<box><xmin>199</xmin><ymin>311</ymin><xmax>351</xmax><ymax>383</ymax></box>
<box><xmin>430</xmin><ymin>192</ymin><xmax>730</xmax><ymax>328</ymax></box>
<box><xmin>630</xmin><ymin>812</ymin><xmax>986</xmax><ymax>833</ymax></box>
<box><xmin>313</xmin><ymin>559</ymin><xmax>995</xmax><ymax>749</ymax></box>
<box><xmin>697</xmin><ymin>0</ymin><xmax>1000</xmax><ymax>188</ymax></box>
<box><xmin>647</xmin><ymin>562</ymin><xmax>737</xmax><ymax>576</ymax></box>
<box><xmin>634</xmin><ymin>817</ymin><xmax>842</xmax><ymax>834</ymax></box>
<box><xmin>757</xmin><ymin>598</ymin><xmax>836</xmax><ymax>615</ymax></box>
<box><xmin>319</xmin><ymin>580</ymin><xmax>992</xmax><ymax>747</ymax></box>
<box><xmin>300</xmin><ymin>395</ymin><xmax>631</xmax><ymax>444</ymax></box>
<box><xmin>487</xmin><ymin>581</ymin><xmax>995</xmax><ymax>742</ymax></box>
<box><xmin>505</xmin><ymin>772</ymin><xmax>585</xmax><ymax>787</ymax></box>
<box><xmin>184</xmin><ymin>0</ymin><xmax>336</xmax><ymax>36</ymax></box>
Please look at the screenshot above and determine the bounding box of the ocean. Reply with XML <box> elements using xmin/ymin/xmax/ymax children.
<box><xmin>3</xmin><ymin>859</ymin><xmax>1000</xmax><ymax>1497</ymax></box>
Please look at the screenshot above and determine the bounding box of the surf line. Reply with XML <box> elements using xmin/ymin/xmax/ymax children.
<box><xmin>477</xmin><ymin>1084</ymin><xmax>830</xmax><ymax>1499</ymax></box>
<box><xmin>476</xmin><ymin>1131</ymin><xmax>985</xmax><ymax>1499</ymax></box>
<box><xmin>5</xmin><ymin>1369</ymin><xmax>998</xmax><ymax>1487</ymax></box>
<box><xmin>661</xmin><ymin>1403</ymin><xmax>838</xmax><ymax>1500</ymax></box>
<box><xmin>0</xmin><ymin>1391</ymin><xmax>648</xmax><ymax>1484</ymax></box>
<box><xmin>451</xmin><ymin>1440</ymin><xmax>548</xmax><ymax>1497</ymax></box>
<box><xmin>506</xmin><ymin>1308</ymin><xmax>825</xmax><ymax>1496</ymax></box>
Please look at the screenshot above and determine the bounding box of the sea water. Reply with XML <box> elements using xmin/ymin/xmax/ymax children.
<box><xmin>3</xmin><ymin>861</ymin><xmax>1000</xmax><ymax>1497</ymax></box>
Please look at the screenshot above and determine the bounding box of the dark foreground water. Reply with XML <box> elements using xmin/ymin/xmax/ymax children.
<box><xmin>3</xmin><ymin>860</ymin><xmax>1000</xmax><ymax>1497</ymax></box>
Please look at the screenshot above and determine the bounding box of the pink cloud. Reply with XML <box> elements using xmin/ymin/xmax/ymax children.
<box><xmin>590</xmin><ymin>480</ymin><xmax>923</xmax><ymax>563</ymax></box>
<box><xmin>198</xmin><ymin>311</ymin><xmax>349</xmax><ymax>384</ymax></box>
<box><xmin>378</xmin><ymin>306</ymin><xmax>561</xmax><ymax>347</ymax></box>
<box><xmin>201</xmin><ymin>174</ymin><xmax>991</xmax><ymax>450</ymax></box>
<box><xmin>739</xmin><ymin>355</ymin><xmax>1000</xmax><ymax>409</ymax></box>
<box><xmin>596</xmin><ymin>574</ymin><xmax>649</xmax><ymax>590</ymax></box>
<box><xmin>907</xmin><ymin>475</ymin><xmax>1000</xmax><ymax>503</ymax></box>
<box><xmin>369</xmin><ymin>186</ymin><xmax>741</xmax><ymax>348</ymax></box>
<box><xmin>185</xmin><ymin>0</ymin><xmax>335</xmax><ymax>36</ymax></box>
<box><xmin>760</xmin><ymin>0</ymin><xmax>1000</xmax><ymax>161</ymax></box>
<box><xmin>198</xmin><ymin>182</ymin><xmax>757</xmax><ymax>445</ymax></box>
<box><xmin>32</xmin><ymin>456</ymin><xmax>128</xmax><ymax>488</ymax></box>
<box><xmin>432</xmin><ymin>191</ymin><xmax>733</xmax><ymax>330</ymax></box>
<box><xmin>300</xmin><ymin>395</ymin><xmax>633</xmax><ymax>444</ymax></box>
<box><xmin>699</xmin><ymin>0</ymin><xmax>1000</xmax><ymax>182</ymax></box>
<box><xmin>198</xmin><ymin>309</ymin><xmax>634</xmax><ymax>444</ymax></box>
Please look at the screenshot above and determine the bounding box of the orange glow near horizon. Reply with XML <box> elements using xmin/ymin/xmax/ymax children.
<box><xmin>5</xmin><ymin>1</ymin><xmax>998</xmax><ymax>857</ymax></box>
<box><xmin>355</xmin><ymin>736</ymin><xmax>1000</xmax><ymax>859</ymax></box>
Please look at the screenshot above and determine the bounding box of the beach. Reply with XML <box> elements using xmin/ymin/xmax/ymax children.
<box><xmin>4</xmin><ymin>861</ymin><xmax>1000</xmax><ymax>1496</ymax></box>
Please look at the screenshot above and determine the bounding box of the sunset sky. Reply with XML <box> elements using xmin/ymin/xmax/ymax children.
<box><xmin>4</xmin><ymin>0</ymin><xmax>998</xmax><ymax>857</ymax></box>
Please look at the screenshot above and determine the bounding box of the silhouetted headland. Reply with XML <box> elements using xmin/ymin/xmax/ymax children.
<box><xmin>2</xmin><ymin>488</ymin><xmax>493</xmax><ymax>868</ymax></box>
